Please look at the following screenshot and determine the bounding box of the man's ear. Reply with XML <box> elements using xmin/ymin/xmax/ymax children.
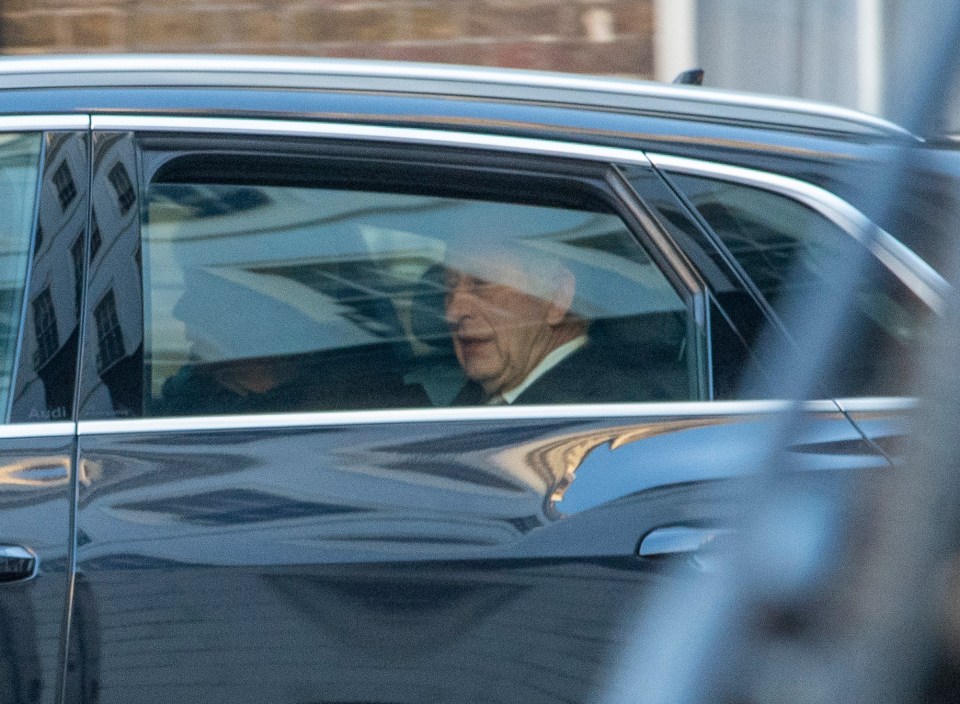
<box><xmin>546</xmin><ymin>269</ymin><xmax>575</xmax><ymax>325</ymax></box>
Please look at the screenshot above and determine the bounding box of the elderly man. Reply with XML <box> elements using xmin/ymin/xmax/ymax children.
<box><xmin>444</xmin><ymin>247</ymin><xmax>666</xmax><ymax>406</ymax></box>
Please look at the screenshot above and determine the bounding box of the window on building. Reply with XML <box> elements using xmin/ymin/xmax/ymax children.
<box><xmin>71</xmin><ymin>233</ymin><xmax>84</xmax><ymax>315</ymax></box>
<box><xmin>32</xmin><ymin>287</ymin><xmax>59</xmax><ymax>371</ymax></box>
<box><xmin>108</xmin><ymin>162</ymin><xmax>136</xmax><ymax>216</ymax></box>
<box><xmin>95</xmin><ymin>289</ymin><xmax>126</xmax><ymax>373</ymax></box>
<box><xmin>90</xmin><ymin>214</ymin><xmax>102</xmax><ymax>259</ymax></box>
<box><xmin>53</xmin><ymin>160</ymin><xmax>77</xmax><ymax>211</ymax></box>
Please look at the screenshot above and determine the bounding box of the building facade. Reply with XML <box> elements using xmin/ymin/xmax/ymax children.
<box><xmin>0</xmin><ymin>1</ymin><xmax>656</xmax><ymax>77</ymax></box>
<box><xmin>0</xmin><ymin>1</ymin><xmax>945</xmax><ymax>122</ymax></box>
<box><xmin>655</xmin><ymin>0</ymin><xmax>943</xmax><ymax>121</ymax></box>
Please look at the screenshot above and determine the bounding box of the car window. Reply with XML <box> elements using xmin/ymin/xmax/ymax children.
<box><xmin>0</xmin><ymin>133</ymin><xmax>43</xmax><ymax>419</ymax></box>
<box><xmin>669</xmin><ymin>173</ymin><xmax>931</xmax><ymax>397</ymax></box>
<box><xmin>140</xmin><ymin>165</ymin><xmax>699</xmax><ymax>416</ymax></box>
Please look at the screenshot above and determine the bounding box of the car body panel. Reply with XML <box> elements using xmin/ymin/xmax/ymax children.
<box><xmin>0</xmin><ymin>430</ymin><xmax>75</xmax><ymax>704</ymax></box>
<box><xmin>74</xmin><ymin>403</ymin><xmax>880</xmax><ymax>703</ymax></box>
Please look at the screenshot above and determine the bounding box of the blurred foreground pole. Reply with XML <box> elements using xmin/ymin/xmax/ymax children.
<box><xmin>602</xmin><ymin>4</ymin><xmax>960</xmax><ymax>704</ymax></box>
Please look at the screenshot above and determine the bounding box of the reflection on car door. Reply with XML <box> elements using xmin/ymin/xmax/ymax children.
<box><xmin>70</xmin><ymin>124</ymin><xmax>890</xmax><ymax>704</ymax></box>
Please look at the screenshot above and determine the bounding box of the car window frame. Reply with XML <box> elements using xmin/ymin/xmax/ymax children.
<box><xmin>78</xmin><ymin>116</ymin><xmax>719</xmax><ymax>421</ymax></box>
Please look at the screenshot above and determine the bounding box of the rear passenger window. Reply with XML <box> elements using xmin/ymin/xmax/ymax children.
<box><xmin>669</xmin><ymin>173</ymin><xmax>932</xmax><ymax>396</ymax></box>
<box><xmin>141</xmin><ymin>161</ymin><xmax>699</xmax><ymax>416</ymax></box>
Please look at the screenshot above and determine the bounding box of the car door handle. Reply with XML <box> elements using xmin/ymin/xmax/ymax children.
<box><xmin>0</xmin><ymin>545</ymin><xmax>38</xmax><ymax>583</ymax></box>
<box><xmin>637</xmin><ymin>525</ymin><xmax>733</xmax><ymax>570</ymax></box>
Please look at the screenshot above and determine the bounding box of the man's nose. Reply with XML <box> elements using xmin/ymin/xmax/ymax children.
<box><xmin>444</xmin><ymin>285</ymin><xmax>472</xmax><ymax>325</ymax></box>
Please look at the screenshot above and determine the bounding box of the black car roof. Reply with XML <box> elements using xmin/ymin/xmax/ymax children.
<box><xmin>0</xmin><ymin>54</ymin><xmax>914</xmax><ymax>141</ymax></box>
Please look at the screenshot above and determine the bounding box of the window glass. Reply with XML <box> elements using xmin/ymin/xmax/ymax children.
<box><xmin>143</xmin><ymin>171</ymin><xmax>696</xmax><ymax>416</ymax></box>
<box><xmin>671</xmin><ymin>173</ymin><xmax>931</xmax><ymax>396</ymax></box>
<box><xmin>0</xmin><ymin>134</ymin><xmax>42</xmax><ymax>417</ymax></box>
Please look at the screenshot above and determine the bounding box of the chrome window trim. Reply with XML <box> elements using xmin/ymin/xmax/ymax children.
<box><xmin>0</xmin><ymin>422</ymin><xmax>74</xmax><ymax>438</ymax></box>
<box><xmin>77</xmin><ymin>400</ymin><xmax>843</xmax><ymax>436</ymax></box>
<box><xmin>834</xmin><ymin>396</ymin><xmax>917</xmax><ymax>413</ymax></box>
<box><xmin>648</xmin><ymin>152</ymin><xmax>950</xmax><ymax>312</ymax></box>
<box><xmin>6</xmin><ymin>55</ymin><xmax>910</xmax><ymax>137</ymax></box>
<box><xmin>91</xmin><ymin>115</ymin><xmax>653</xmax><ymax>166</ymax></box>
<box><xmin>0</xmin><ymin>115</ymin><xmax>89</xmax><ymax>131</ymax></box>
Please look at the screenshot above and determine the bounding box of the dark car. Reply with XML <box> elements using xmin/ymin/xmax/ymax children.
<box><xmin>0</xmin><ymin>55</ymin><xmax>951</xmax><ymax>704</ymax></box>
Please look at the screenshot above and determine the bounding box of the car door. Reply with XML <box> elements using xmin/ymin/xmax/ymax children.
<box><xmin>69</xmin><ymin>118</ymin><xmax>886</xmax><ymax>704</ymax></box>
<box><xmin>0</xmin><ymin>121</ymin><xmax>89</xmax><ymax>704</ymax></box>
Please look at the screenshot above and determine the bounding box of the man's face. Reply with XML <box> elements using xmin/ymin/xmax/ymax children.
<box><xmin>444</xmin><ymin>260</ymin><xmax>559</xmax><ymax>397</ymax></box>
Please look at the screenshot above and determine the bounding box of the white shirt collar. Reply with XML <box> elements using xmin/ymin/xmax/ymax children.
<box><xmin>495</xmin><ymin>335</ymin><xmax>589</xmax><ymax>405</ymax></box>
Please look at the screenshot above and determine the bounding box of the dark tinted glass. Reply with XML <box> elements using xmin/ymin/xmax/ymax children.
<box><xmin>9</xmin><ymin>133</ymin><xmax>76</xmax><ymax>422</ymax></box>
<box><xmin>142</xmin><ymin>174</ymin><xmax>697</xmax><ymax>416</ymax></box>
<box><xmin>671</xmin><ymin>173</ymin><xmax>933</xmax><ymax>396</ymax></box>
<box><xmin>71</xmin><ymin>132</ymin><xmax>144</xmax><ymax>421</ymax></box>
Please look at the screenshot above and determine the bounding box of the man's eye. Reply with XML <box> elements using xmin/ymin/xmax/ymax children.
<box><xmin>445</xmin><ymin>274</ymin><xmax>500</xmax><ymax>298</ymax></box>
<box><xmin>448</xmin><ymin>276</ymin><xmax>484</xmax><ymax>291</ymax></box>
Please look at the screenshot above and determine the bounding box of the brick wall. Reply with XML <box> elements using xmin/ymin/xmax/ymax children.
<box><xmin>0</xmin><ymin>1</ymin><xmax>654</xmax><ymax>77</ymax></box>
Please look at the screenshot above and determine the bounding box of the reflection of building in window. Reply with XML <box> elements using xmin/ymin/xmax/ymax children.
<box><xmin>149</xmin><ymin>184</ymin><xmax>271</xmax><ymax>221</ymax></box>
<box><xmin>250</xmin><ymin>259</ymin><xmax>419</xmax><ymax>340</ymax></box>
<box><xmin>568</xmin><ymin>231</ymin><xmax>652</xmax><ymax>263</ymax></box>
<box><xmin>95</xmin><ymin>289</ymin><xmax>126</xmax><ymax>373</ymax></box>
<box><xmin>0</xmin><ymin>288</ymin><xmax>20</xmax><ymax>353</ymax></box>
<box><xmin>53</xmin><ymin>160</ymin><xmax>77</xmax><ymax>211</ymax></box>
<box><xmin>10</xmin><ymin>132</ymin><xmax>84</xmax><ymax>423</ymax></box>
<box><xmin>33</xmin><ymin>224</ymin><xmax>43</xmax><ymax>258</ymax></box>
<box><xmin>108</xmin><ymin>162</ymin><xmax>136</xmax><ymax>215</ymax></box>
<box><xmin>71</xmin><ymin>233</ymin><xmax>84</xmax><ymax>315</ymax></box>
<box><xmin>90</xmin><ymin>215</ymin><xmax>102</xmax><ymax>259</ymax></box>
<box><xmin>32</xmin><ymin>287</ymin><xmax>59</xmax><ymax>370</ymax></box>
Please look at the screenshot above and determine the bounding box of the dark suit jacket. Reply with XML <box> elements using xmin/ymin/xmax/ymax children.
<box><xmin>451</xmin><ymin>342</ymin><xmax>687</xmax><ymax>406</ymax></box>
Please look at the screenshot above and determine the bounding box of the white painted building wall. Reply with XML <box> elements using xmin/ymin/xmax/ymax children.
<box><xmin>653</xmin><ymin>0</ymin><xmax>943</xmax><ymax>122</ymax></box>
